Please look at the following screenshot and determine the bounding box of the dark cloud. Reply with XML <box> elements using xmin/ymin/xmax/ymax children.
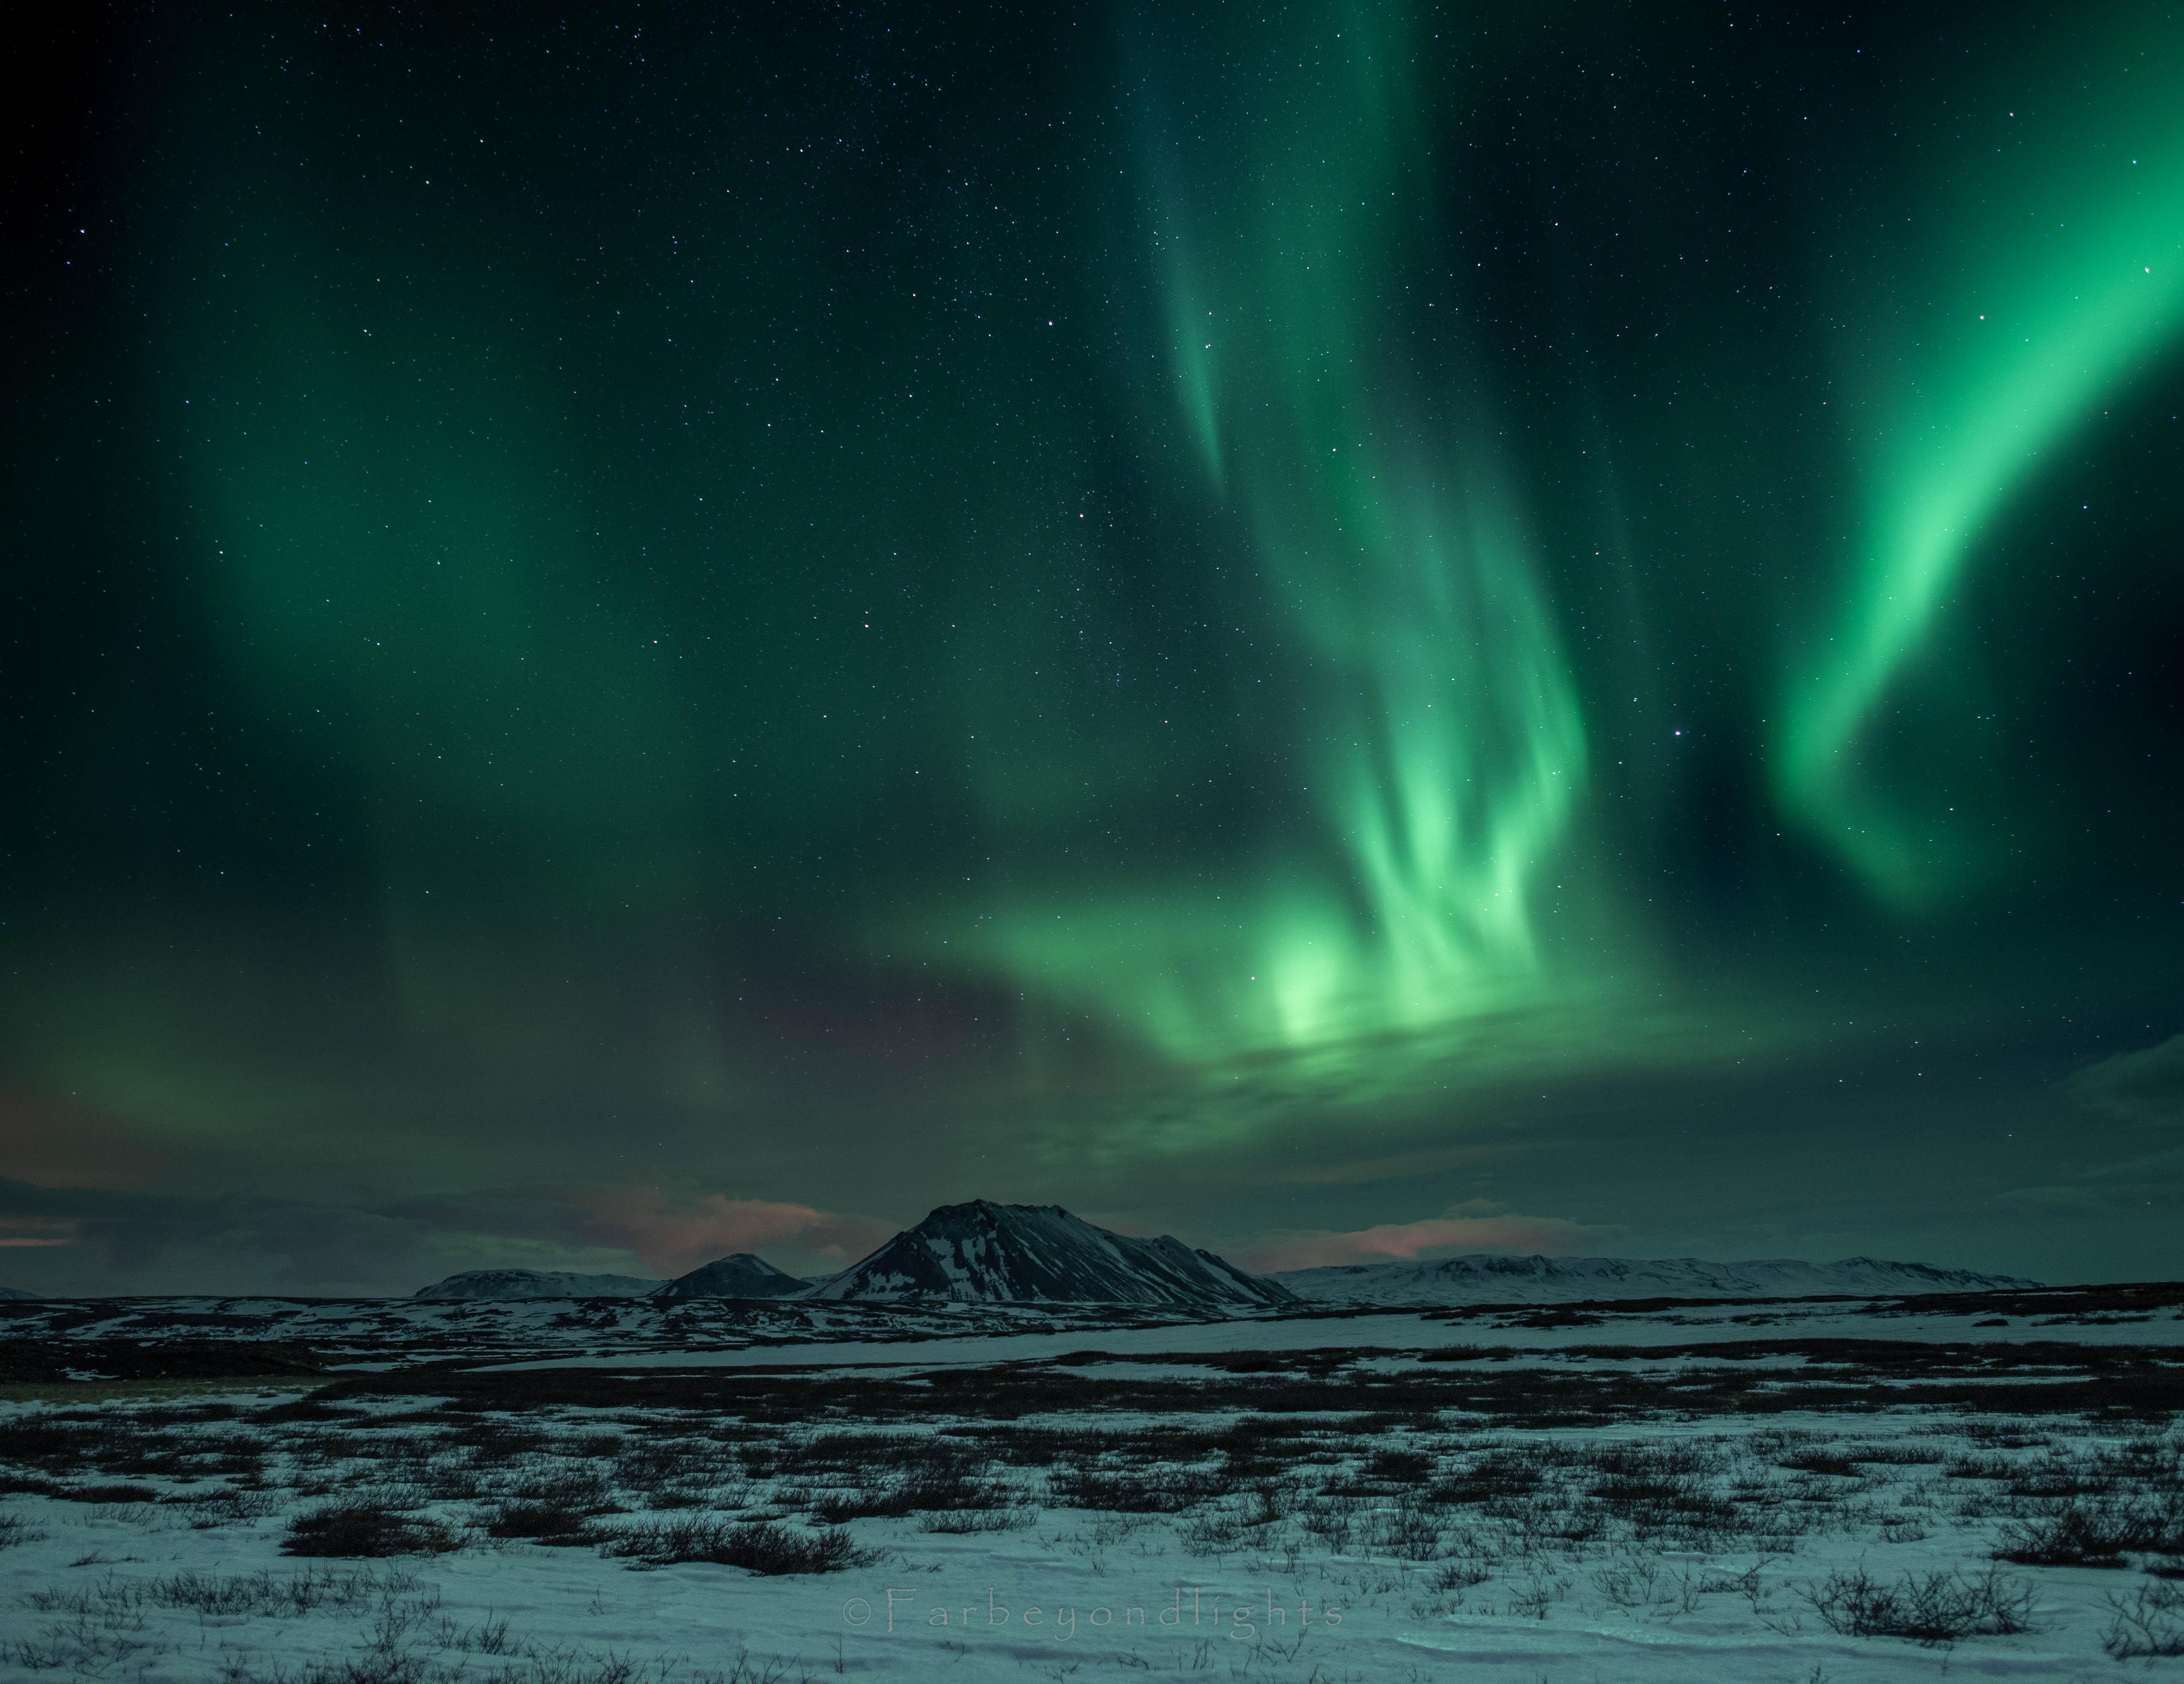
<box><xmin>0</xmin><ymin>1176</ymin><xmax>894</xmax><ymax>1296</ymax></box>
<box><xmin>0</xmin><ymin>1179</ymin><xmax>592</xmax><ymax>1296</ymax></box>
<box><xmin>2072</xmin><ymin>1036</ymin><xmax>2184</xmax><ymax>1128</ymax></box>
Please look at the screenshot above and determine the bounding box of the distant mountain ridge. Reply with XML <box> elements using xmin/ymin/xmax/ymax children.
<box><xmin>1268</xmin><ymin>1253</ymin><xmax>2041</xmax><ymax>1307</ymax></box>
<box><xmin>811</xmin><ymin>1200</ymin><xmax>1296</xmax><ymax>1310</ymax></box>
<box><xmin>413</xmin><ymin>1269</ymin><xmax>658</xmax><ymax>1301</ymax></box>
<box><xmin>413</xmin><ymin>1256</ymin><xmax>809</xmax><ymax>1302</ymax></box>
<box><xmin>410</xmin><ymin>1226</ymin><xmax>2032</xmax><ymax>1311</ymax></box>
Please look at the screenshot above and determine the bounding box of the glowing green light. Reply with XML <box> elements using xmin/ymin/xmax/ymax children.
<box><xmin>922</xmin><ymin>3</ymin><xmax>1592</xmax><ymax>1083</ymax></box>
<box><xmin>1778</xmin><ymin>57</ymin><xmax>2184</xmax><ymax>905</ymax></box>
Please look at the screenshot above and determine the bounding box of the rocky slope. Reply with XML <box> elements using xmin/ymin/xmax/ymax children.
<box><xmin>811</xmin><ymin>1201</ymin><xmax>1295</xmax><ymax>1310</ymax></box>
<box><xmin>652</xmin><ymin>1253</ymin><xmax>807</xmax><ymax>1299</ymax></box>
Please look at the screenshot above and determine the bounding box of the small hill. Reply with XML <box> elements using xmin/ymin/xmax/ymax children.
<box><xmin>652</xmin><ymin>1253</ymin><xmax>807</xmax><ymax>1299</ymax></box>
<box><xmin>0</xmin><ymin>1286</ymin><xmax>42</xmax><ymax>1300</ymax></box>
<box><xmin>1267</xmin><ymin>1253</ymin><xmax>2041</xmax><ymax>1307</ymax></box>
<box><xmin>811</xmin><ymin>1200</ymin><xmax>1295</xmax><ymax>1310</ymax></box>
<box><xmin>412</xmin><ymin>1268</ymin><xmax>658</xmax><ymax>1301</ymax></box>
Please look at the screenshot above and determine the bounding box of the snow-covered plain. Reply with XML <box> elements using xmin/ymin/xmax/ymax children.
<box><xmin>492</xmin><ymin>1295</ymin><xmax>2184</xmax><ymax>1371</ymax></box>
<box><xmin>3</xmin><ymin>1285</ymin><xmax>2180</xmax><ymax>1682</ymax></box>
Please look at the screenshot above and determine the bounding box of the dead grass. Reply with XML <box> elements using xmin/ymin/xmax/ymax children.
<box><xmin>284</xmin><ymin>1503</ymin><xmax>465</xmax><ymax>1558</ymax></box>
<box><xmin>598</xmin><ymin>1518</ymin><xmax>871</xmax><ymax>1574</ymax></box>
<box><xmin>1996</xmin><ymin>1497</ymin><xmax>2184</xmax><ymax>1567</ymax></box>
<box><xmin>0</xmin><ymin>1378</ymin><xmax>322</xmax><ymax>1406</ymax></box>
<box><xmin>1797</xmin><ymin>1563</ymin><xmax>2038</xmax><ymax>1644</ymax></box>
<box><xmin>2105</xmin><ymin>1578</ymin><xmax>2184</xmax><ymax>1659</ymax></box>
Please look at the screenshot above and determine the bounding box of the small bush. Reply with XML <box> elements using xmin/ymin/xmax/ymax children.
<box><xmin>1370</xmin><ymin>1504</ymin><xmax>1446</xmax><ymax>1561</ymax></box>
<box><xmin>1996</xmin><ymin>1497</ymin><xmax>2184</xmax><ymax>1567</ymax></box>
<box><xmin>1432</xmin><ymin>1557</ymin><xmax>1492</xmax><ymax>1590</ymax></box>
<box><xmin>918</xmin><ymin>1507</ymin><xmax>1028</xmax><ymax>1533</ymax></box>
<box><xmin>162</xmin><ymin>1486</ymin><xmax>288</xmax><ymax>1527</ymax></box>
<box><xmin>2104</xmin><ymin>1580</ymin><xmax>2184</xmax><ymax>1661</ymax></box>
<box><xmin>70</xmin><ymin>1483</ymin><xmax>164</xmax><ymax>1504</ymax></box>
<box><xmin>0</xmin><ymin>1512</ymin><xmax>47</xmax><ymax>1549</ymax></box>
<box><xmin>486</xmin><ymin>1501</ymin><xmax>602</xmax><ymax>1546</ymax></box>
<box><xmin>808</xmin><ymin>1461</ymin><xmax>1011</xmax><ymax>1523</ymax></box>
<box><xmin>1430</xmin><ymin>1448</ymin><xmax>1545</xmax><ymax>1503</ymax></box>
<box><xmin>603</xmin><ymin>1518</ymin><xmax>870</xmax><ymax>1574</ymax></box>
<box><xmin>1047</xmin><ymin>1465</ymin><xmax>1219</xmax><ymax>1513</ymax></box>
<box><xmin>254</xmin><ymin>1400</ymin><xmax>367</xmax><ymax>1425</ymax></box>
<box><xmin>0</xmin><ymin>1474</ymin><xmax>165</xmax><ymax>1505</ymax></box>
<box><xmin>283</xmin><ymin>1502</ymin><xmax>463</xmax><ymax>1558</ymax></box>
<box><xmin>1854</xmin><ymin>1442</ymin><xmax>1946</xmax><ymax>1466</ymax></box>
<box><xmin>1368</xmin><ymin>1448</ymin><xmax>1433</xmax><ymax>1484</ymax></box>
<box><xmin>1778</xmin><ymin>1450</ymin><xmax>1863</xmax><ymax>1478</ymax></box>
<box><xmin>1177</xmin><ymin>1506</ymin><xmax>1250</xmax><ymax>1554</ymax></box>
<box><xmin>1799</xmin><ymin>1564</ymin><xmax>2036</xmax><ymax>1645</ymax></box>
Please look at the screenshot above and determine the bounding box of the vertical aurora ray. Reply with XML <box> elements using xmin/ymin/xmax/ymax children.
<box><xmin>941</xmin><ymin>2</ymin><xmax>1595</xmax><ymax>1091</ymax></box>
<box><xmin>1147</xmin><ymin>143</ymin><xmax>1225</xmax><ymax>497</ymax></box>
<box><xmin>1778</xmin><ymin>26</ymin><xmax>2184</xmax><ymax>905</ymax></box>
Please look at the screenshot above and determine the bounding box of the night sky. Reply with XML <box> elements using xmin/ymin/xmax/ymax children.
<box><xmin>5</xmin><ymin>2</ymin><xmax>2181</xmax><ymax>1295</ymax></box>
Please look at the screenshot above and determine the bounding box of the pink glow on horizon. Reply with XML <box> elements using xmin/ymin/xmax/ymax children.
<box><xmin>1235</xmin><ymin>1214</ymin><xmax>1604</xmax><ymax>1274</ymax></box>
<box><xmin>583</xmin><ymin>1187</ymin><xmax>892</xmax><ymax>1276</ymax></box>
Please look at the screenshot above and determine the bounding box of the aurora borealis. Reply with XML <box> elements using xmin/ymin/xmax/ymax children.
<box><xmin>3</xmin><ymin>1</ymin><xmax>2179</xmax><ymax>1293</ymax></box>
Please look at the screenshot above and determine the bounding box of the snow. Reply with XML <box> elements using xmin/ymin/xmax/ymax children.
<box><xmin>489</xmin><ymin>1297</ymin><xmax>2184</xmax><ymax>1371</ymax></box>
<box><xmin>1</xmin><ymin>1374</ymin><xmax>2177</xmax><ymax>1682</ymax></box>
<box><xmin>5</xmin><ymin>1276</ymin><xmax>2181</xmax><ymax>1681</ymax></box>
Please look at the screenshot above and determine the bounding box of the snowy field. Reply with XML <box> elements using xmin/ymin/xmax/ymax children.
<box><xmin>3</xmin><ymin>1289</ymin><xmax>2182</xmax><ymax>1682</ymax></box>
<box><xmin>489</xmin><ymin>1295</ymin><xmax>2184</xmax><ymax>1371</ymax></box>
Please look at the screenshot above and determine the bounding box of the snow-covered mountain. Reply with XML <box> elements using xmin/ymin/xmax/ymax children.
<box><xmin>652</xmin><ymin>1253</ymin><xmax>806</xmax><ymax>1299</ymax></box>
<box><xmin>0</xmin><ymin>1286</ymin><xmax>41</xmax><ymax>1300</ymax></box>
<box><xmin>412</xmin><ymin>1268</ymin><xmax>659</xmax><ymax>1301</ymax></box>
<box><xmin>812</xmin><ymin>1201</ymin><xmax>1296</xmax><ymax>1310</ymax></box>
<box><xmin>1268</xmin><ymin>1253</ymin><xmax>2040</xmax><ymax>1307</ymax></box>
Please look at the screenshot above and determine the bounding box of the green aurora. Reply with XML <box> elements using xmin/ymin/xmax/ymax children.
<box><xmin>1777</xmin><ymin>10</ymin><xmax>2184</xmax><ymax>905</ymax></box>
<box><xmin>946</xmin><ymin>4</ymin><xmax>1594</xmax><ymax>1080</ymax></box>
<box><xmin>2</xmin><ymin>1</ymin><xmax>2180</xmax><ymax>1291</ymax></box>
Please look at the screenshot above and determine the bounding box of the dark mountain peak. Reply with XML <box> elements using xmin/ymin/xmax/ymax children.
<box><xmin>812</xmin><ymin>1201</ymin><xmax>1293</xmax><ymax>1311</ymax></box>
<box><xmin>653</xmin><ymin>1252</ymin><xmax>806</xmax><ymax>1300</ymax></box>
<box><xmin>922</xmin><ymin>1199</ymin><xmax>1076</xmax><ymax>1232</ymax></box>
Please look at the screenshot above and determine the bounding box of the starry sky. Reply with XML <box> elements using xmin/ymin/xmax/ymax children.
<box><xmin>4</xmin><ymin>1</ymin><xmax>2181</xmax><ymax>1295</ymax></box>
